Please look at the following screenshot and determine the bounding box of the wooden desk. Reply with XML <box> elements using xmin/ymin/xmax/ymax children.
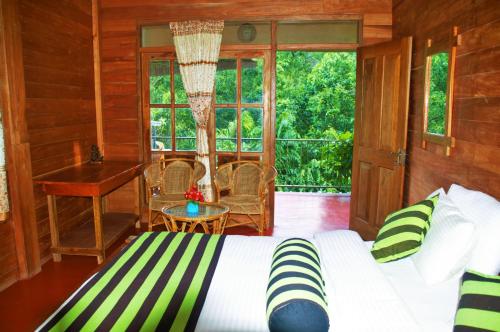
<box><xmin>35</xmin><ymin>161</ymin><xmax>143</xmax><ymax>264</ymax></box>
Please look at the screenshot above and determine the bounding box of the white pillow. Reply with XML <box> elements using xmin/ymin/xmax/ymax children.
<box><xmin>427</xmin><ymin>187</ymin><xmax>446</xmax><ymax>199</ymax></box>
<box><xmin>412</xmin><ymin>195</ymin><xmax>476</xmax><ymax>285</ymax></box>
<box><xmin>447</xmin><ymin>184</ymin><xmax>500</xmax><ymax>275</ymax></box>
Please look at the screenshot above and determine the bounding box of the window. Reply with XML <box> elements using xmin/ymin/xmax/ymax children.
<box><xmin>277</xmin><ymin>21</ymin><xmax>359</xmax><ymax>45</ymax></box>
<box><xmin>426</xmin><ymin>52</ymin><xmax>448</xmax><ymax>135</ymax></box>
<box><xmin>141</xmin><ymin>22</ymin><xmax>271</xmax><ymax>48</ymax></box>
<box><xmin>215</xmin><ymin>56</ymin><xmax>264</xmax><ymax>154</ymax></box>
<box><xmin>146</xmin><ymin>53</ymin><xmax>266</xmax><ymax>155</ymax></box>
<box><xmin>147</xmin><ymin>56</ymin><xmax>196</xmax><ymax>151</ymax></box>
<box><xmin>421</xmin><ymin>27</ymin><xmax>458</xmax><ymax>156</ymax></box>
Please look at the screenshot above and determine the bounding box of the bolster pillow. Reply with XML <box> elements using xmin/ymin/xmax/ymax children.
<box><xmin>266</xmin><ymin>238</ymin><xmax>329</xmax><ymax>332</ymax></box>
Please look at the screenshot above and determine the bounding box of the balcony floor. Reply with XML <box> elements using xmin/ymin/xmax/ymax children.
<box><xmin>225</xmin><ymin>192</ymin><xmax>350</xmax><ymax>237</ymax></box>
<box><xmin>0</xmin><ymin>192</ymin><xmax>350</xmax><ymax>331</ymax></box>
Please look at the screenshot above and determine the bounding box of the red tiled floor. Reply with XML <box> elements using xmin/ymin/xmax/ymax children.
<box><xmin>273</xmin><ymin>192</ymin><xmax>350</xmax><ymax>237</ymax></box>
<box><xmin>224</xmin><ymin>192</ymin><xmax>350</xmax><ymax>237</ymax></box>
<box><xmin>0</xmin><ymin>193</ymin><xmax>349</xmax><ymax>331</ymax></box>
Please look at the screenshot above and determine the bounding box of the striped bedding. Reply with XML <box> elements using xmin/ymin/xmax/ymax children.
<box><xmin>39</xmin><ymin>231</ymin><xmax>436</xmax><ymax>331</ymax></box>
<box><xmin>38</xmin><ymin>232</ymin><xmax>225</xmax><ymax>332</ymax></box>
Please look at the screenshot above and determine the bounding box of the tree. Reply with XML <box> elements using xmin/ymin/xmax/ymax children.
<box><xmin>275</xmin><ymin>51</ymin><xmax>356</xmax><ymax>193</ymax></box>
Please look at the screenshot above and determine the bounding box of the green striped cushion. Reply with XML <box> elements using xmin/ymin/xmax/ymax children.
<box><xmin>371</xmin><ymin>195</ymin><xmax>439</xmax><ymax>263</ymax></box>
<box><xmin>266</xmin><ymin>238</ymin><xmax>329</xmax><ymax>332</ymax></box>
<box><xmin>454</xmin><ymin>270</ymin><xmax>500</xmax><ymax>332</ymax></box>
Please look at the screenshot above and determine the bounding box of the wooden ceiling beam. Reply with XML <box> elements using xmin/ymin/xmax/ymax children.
<box><xmin>99</xmin><ymin>0</ymin><xmax>391</xmax><ymax>21</ymax></box>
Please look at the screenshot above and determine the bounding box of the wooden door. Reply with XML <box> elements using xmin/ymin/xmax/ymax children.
<box><xmin>349</xmin><ymin>37</ymin><xmax>412</xmax><ymax>240</ymax></box>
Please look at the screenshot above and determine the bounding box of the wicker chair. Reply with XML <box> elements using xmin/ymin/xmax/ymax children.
<box><xmin>214</xmin><ymin>161</ymin><xmax>277</xmax><ymax>235</ymax></box>
<box><xmin>145</xmin><ymin>158</ymin><xmax>206</xmax><ymax>231</ymax></box>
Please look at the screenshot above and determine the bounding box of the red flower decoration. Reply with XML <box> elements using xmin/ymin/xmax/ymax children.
<box><xmin>184</xmin><ymin>185</ymin><xmax>204</xmax><ymax>202</ymax></box>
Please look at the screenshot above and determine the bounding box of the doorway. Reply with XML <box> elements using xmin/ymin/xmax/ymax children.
<box><xmin>274</xmin><ymin>51</ymin><xmax>356</xmax><ymax>231</ymax></box>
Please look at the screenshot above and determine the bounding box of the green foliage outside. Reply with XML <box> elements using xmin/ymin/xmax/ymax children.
<box><xmin>150</xmin><ymin>52</ymin><xmax>356</xmax><ymax>193</ymax></box>
<box><xmin>427</xmin><ymin>52</ymin><xmax>448</xmax><ymax>135</ymax></box>
<box><xmin>215</xmin><ymin>59</ymin><xmax>263</xmax><ymax>152</ymax></box>
<box><xmin>275</xmin><ymin>51</ymin><xmax>356</xmax><ymax>193</ymax></box>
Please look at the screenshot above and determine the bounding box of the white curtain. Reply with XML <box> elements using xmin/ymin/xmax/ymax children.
<box><xmin>170</xmin><ymin>20</ymin><xmax>224</xmax><ymax>202</ymax></box>
<box><xmin>0</xmin><ymin>111</ymin><xmax>8</xmax><ymax>221</ymax></box>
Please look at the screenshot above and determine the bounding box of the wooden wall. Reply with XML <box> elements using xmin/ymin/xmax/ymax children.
<box><xmin>97</xmin><ymin>0</ymin><xmax>392</xmax><ymax>213</ymax></box>
<box><xmin>98</xmin><ymin>0</ymin><xmax>392</xmax><ymax>160</ymax></box>
<box><xmin>20</xmin><ymin>0</ymin><xmax>98</xmax><ymax>261</ymax></box>
<box><xmin>393</xmin><ymin>0</ymin><xmax>500</xmax><ymax>202</ymax></box>
<box><xmin>0</xmin><ymin>0</ymin><xmax>97</xmax><ymax>290</ymax></box>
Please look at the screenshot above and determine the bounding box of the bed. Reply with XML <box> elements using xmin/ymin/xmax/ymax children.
<box><xmin>37</xmin><ymin>230</ymin><xmax>459</xmax><ymax>332</ymax></box>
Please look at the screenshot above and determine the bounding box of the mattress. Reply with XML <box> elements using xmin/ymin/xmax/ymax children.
<box><xmin>39</xmin><ymin>231</ymin><xmax>457</xmax><ymax>332</ymax></box>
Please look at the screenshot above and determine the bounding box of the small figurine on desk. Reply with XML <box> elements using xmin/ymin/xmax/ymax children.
<box><xmin>90</xmin><ymin>144</ymin><xmax>104</xmax><ymax>163</ymax></box>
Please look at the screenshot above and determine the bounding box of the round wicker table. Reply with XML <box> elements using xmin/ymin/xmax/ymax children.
<box><xmin>161</xmin><ymin>202</ymin><xmax>230</xmax><ymax>234</ymax></box>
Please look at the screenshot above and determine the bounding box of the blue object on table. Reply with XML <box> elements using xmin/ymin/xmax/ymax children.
<box><xmin>186</xmin><ymin>201</ymin><xmax>199</xmax><ymax>215</ymax></box>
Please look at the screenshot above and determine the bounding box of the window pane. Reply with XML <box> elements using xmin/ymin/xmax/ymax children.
<box><xmin>216</xmin><ymin>59</ymin><xmax>237</xmax><ymax>104</ymax></box>
<box><xmin>242</xmin><ymin>58</ymin><xmax>263</xmax><ymax>104</ymax></box>
<box><xmin>174</xmin><ymin>61</ymin><xmax>188</xmax><ymax>104</ymax></box>
<box><xmin>277</xmin><ymin>21</ymin><xmax>359</xmax><ymax>44</ymax></box>
<box><xmin>222</xmin><ymin>22</ymin><xmax>271</xmax><ymax>45</ymax></box>
<box><xmin>151</xmin><ymin>108</ymin><xmax>171</xmax><ymax>150</ymax></box>
<box><xmin>216</xmin><ymin>108</ymin><xmax>237</xmax><ymax>151</ymax></box>
<box><xmin>427</xmin><ymin>52</ymin><xmax>448</xmax><ymax>135</ymax></box>
<box><xmin>141</xmin><ymin>25</ymin><xmax>173</xmax><ymax>47</ymax></box>
<box><xmin>149</xmin><ymin>60</ymin><xmax>170</xmax><ymax>104</ymax></box>
<box><xmin>242</xmin><ymin>108</ymin><xmax>263</xmax><ymax>152</ymax></box>
<box><xmin>175</xmin><ymin>108</ymin><xmax>196</xmax><ymax>151</ymax></box>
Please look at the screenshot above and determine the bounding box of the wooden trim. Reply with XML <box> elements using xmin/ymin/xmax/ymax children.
<box><xmin>268</xmin><ymin>21</ymin><xmax>278</xmax><ymax>228</ymax></box>
<box><xmin>421</xmin><ymin>27</ymin><xmax>458</xmax><ymax>156</ymax></box>
<box><xmin>236</xmin><ymin>58</ymin><xmax>242</xmax><ymax>160</ymax></box>
<box><xmin>47</xmin><ymin>195</ymin><xmax>61</xmax><ymax>262</ymax></box>
<box><xmin>136</xmin><ymin>21</ymin><xmax>145</xmax><ymax>166</ymax></box>
<box><xmin>170</xmin><ymin>59</ymin><xmax>176</xmax><ymax>152</ymax></box>
<box><xmin>0</xmin><ymin>0</ymin><xmax>41</xmax><ymax>278</ymax></box>
<box><xmin>140</xmin><ymin>46</ymin><xmax>176</xmax><ymax>53</ymax></box>
<box><xmin>141</xmin><ymin>52</ymin><xmax>152</xmax><ymax>157</ymax></box>
<box><xmin>141</xmin><ymin>44</ymin><xmax>272</xmax><ymax>53</ymax></box>
<box><xmin>135</xmin><ymin>15</ymin><xmax>363</xmax><ymax>27</ymax></box>
<box><xmin>262</xmin><ymin>50</ymin><xmax>272</xmax><ymax>168</ymax></box>
<box><xmin>422</xmin><ymin>132</ymin><xmax>455</xmax><ymax>147</ymax></box>
<box><xmin>221</xmin><ymin>44</ymin><xmax>272</xmax><ymax>51</ymax></box>
<box><xmin>92</xmin><ymin>0</ymin><xmax>104</xmax><ymax>152</ymax></box>
<box><xmin>277</xmin><ymin>43</ymin><xmax>359</xmax><ymax>51</ymax></box>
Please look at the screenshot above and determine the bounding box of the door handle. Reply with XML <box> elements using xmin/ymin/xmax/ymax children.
<box><xmin>391</xmin><ymin>149</ymin><xmax>407</xmax><ymax>166</ymax></box>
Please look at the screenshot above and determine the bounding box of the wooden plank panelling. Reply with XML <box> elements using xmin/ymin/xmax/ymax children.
<box><xmin>0</xmin><ymin>0</ymin><xmax>41</xmax><ymax>291</ymax></box>
<box><xmin>393</xmin><ymin>0</ymin><xmax>500</xmax><ymax>202</ymax></box>
<box><xmin>19</xmin><ymin>0</ymin><xmax>98</xmax><ymax>265</ymax></box>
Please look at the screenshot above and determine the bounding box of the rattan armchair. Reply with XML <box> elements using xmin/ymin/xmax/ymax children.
<box><xmin>214</xmin><ymin>161</ymin><xmax>277</xmax><ymax>235</ymax></box>
<box><xmin>144</xmin><ymin>158</ymin><xmax>206</xmax><ymax>231</ymax></box>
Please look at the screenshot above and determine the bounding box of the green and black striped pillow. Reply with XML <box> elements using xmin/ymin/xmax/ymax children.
<box><xmin>266</xmin><ymin>238</ymin><xmax>329</xmax><ymax>332</ymax></box>
<box><xmin>371</xmin><ymin>195</ymin><xmax>439</xmax><ymax>263</ymax></box>
<box><xmin>454</xmin><ymin>270</ymin><xmax>500</xmax><ymax>331</ymax></box>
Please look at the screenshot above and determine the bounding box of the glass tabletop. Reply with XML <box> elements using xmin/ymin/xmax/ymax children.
<box><xmin>162</xmin><ymin>203</ymin><xmax>229</xmax><ymax>219</ymax></box>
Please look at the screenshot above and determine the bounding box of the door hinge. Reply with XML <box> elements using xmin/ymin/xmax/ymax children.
<box><xmin>392</xmin><ymin>149</ymin><xmax>407</xmax><ymax>166</ymax></box>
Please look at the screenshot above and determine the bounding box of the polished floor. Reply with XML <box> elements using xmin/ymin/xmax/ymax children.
<box><xmin>0</xmin><ymin>193</ymin><xmax>349</xmax><ymax>332</ymax></box>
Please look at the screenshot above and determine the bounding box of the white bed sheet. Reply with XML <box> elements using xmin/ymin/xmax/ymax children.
<box><xmin>39</xmin><ymin>232</ymin><xmax>457</xmax><ymax>332</ymax></box>
<box><xmin>196</xmin><ymin>235</ymin><xmax>284</xmax><ymax>331</ymax></box>
<box><xmin>364</xmin><ymin>241</ymin><xmax>460</xmax><ymax>332</ymax></box>
<box><xmin>315</xmin><ymin>231</ymin><xmax>419</xmax><ymax>332</ymax></box>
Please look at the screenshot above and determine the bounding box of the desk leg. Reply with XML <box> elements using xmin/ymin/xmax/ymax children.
<box><xmin>93</xmin><ymin>196</ymin><xmax>105</xmax><ymax>264</ymax></box>
<box><xmin>47</xmin><ymin>195</ymin><xmax>61</xmax><ymax>262</ymax></box>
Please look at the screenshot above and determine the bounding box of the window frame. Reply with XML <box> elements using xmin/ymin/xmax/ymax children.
<box><xmin>142</xmin><ymin>52</ymin><xmax>197</xmax><ymax>154</ymax></box>
<box><xmin>421</xmin><ymin>27</ymin><xmax>460</xmax><ymax>156</ymax></box>
<box><xmin>141</xmin><ymin>50</ymin><xmax>271</xmax><ymax>161</ymax></box>
<box><xmin>214</xmin><ymin>50</ymin><xmax>269</xmax><ymax>159</ymax></box>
